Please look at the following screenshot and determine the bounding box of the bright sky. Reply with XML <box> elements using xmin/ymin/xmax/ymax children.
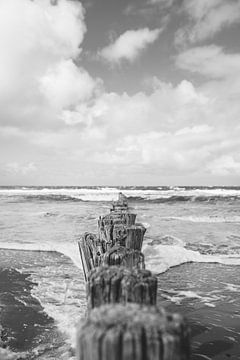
<box><xmin>0</xmin><ymin>0</ymin><xmax>240</xmax><ymax>186</ymax></box>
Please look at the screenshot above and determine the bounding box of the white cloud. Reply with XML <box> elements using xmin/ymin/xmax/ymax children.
<box><xmin>22</xmin><ymin>75</ymin><xmax>240</xmax><ymax>180</ymax></box>
<box><xmin>39</xmin><ymin>60</ymin><xmax>97</xmax><ymax>109</ymax></box>
<box><xmin>2</xmin><ymin>69</ymin><xmax>240</xmax><ymax>183</ymax></box>
<box><xmin>99</xmin><ymin>28</ymin><xmax>161</xmax><ymax>64</ymax></box>
<box><xmin>175</xmin><ymin>0</ymin><xmax>240</xmax><ymax>45</ymax></box>
<box><xmin>176</xmin><ymin>45</ymin><xmax>240</xmax><ymax>79</ymax></box>
<box><xmin>1</xmin><ymin>0</ymin><xmax>240</xmax><ymax>184</ymax></box>
<box><xmin>0</xmin><ymin>0</ymin><xmax>97</xmax><ymax>130</ymax></box>
<box><xmin>207</xmin><ymin>156</ymin><xmax>240</xmax><ymax>176</ymax></box>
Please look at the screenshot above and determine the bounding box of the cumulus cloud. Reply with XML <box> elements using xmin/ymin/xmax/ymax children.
<box><xmin>2</xmin><ymin>69</ymin><xmax>240</xmax><ymax>183</ymax></box>
<box><xmin>0</xmin><ymin>0</ymin><xmax>98</xmax><ymax>130</ymax></box>
<box><xmin>175</xmin><ymin>0</ymin><xmax>240</xmax><ymax>45</ymax></box>
<box><xmin>20</xmin><ymin>75</ymin><xmax>240</xmax><ymax>181</ymax></box>
<box><xmin>39</xmin><ymin>60</ymin><xmax>97</xmax><ymax>109</ymax></box>
<box><xmin>99</xmin><ymin>28</ymin><xmax>161</xmax><ymax>64</ymax></box>
<box><xmin>1</xmin><ymin>0</ymin><xmax>240</xmax><ymax>184</ymax></box>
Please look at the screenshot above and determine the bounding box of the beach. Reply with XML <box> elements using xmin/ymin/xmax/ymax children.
<box><xmin>0</xmin><ymin>186</ymin><xmax>240</xmax><ymax>359</ymax></box>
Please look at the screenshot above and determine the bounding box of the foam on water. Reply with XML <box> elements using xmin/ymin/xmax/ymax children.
<box><xmin>0</xmin><ymin>241</ymin><xmax>82</xmax><ymax>271</ymax></box>
<box><xmin>142</xmin><ymin>242</ymin><xmax>240</xmax><ymax>274</ymax></box>
<box><xmin>1</xmin><ymin>186</ymin><xmax>240</xmax><ymax>202</ymax></box>
<box><xmin>1</xmin><ymin>239</ymin><xmax>240</xmax><ymax>279</ymax></box>
<box><xmin>158</xmin><ymin>288</ymin><xmax>223</xmax><ymax>307</ymax></box>
<box><xmin>165</xmin><ymin>215</ymin><xmax>240</xmax><ymax>223</ymax></box>
<box><xmin>29</xmin><ymin>262</ymin><xmax>86</xmax><ymax>349</ymax></box>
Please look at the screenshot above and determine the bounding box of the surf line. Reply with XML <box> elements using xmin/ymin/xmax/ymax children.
<box><xmin>76</xmin><ymin>192</ymin><xmax>191</xmax><ymax>360</ymax></box>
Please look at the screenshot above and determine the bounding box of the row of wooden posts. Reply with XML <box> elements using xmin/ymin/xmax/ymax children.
<box><xmin>77</xmin><ymin>193</ymin><xmax>190</xmax><ymax>360</ymax></box>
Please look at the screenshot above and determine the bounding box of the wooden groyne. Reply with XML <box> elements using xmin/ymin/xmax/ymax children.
<box><xmin>77</xmin><ymin>193</ymin><xmax>190</xmax><ymax>360</ymax></box>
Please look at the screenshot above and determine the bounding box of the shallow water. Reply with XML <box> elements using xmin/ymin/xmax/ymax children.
<box><xmin>0</xmin><ymin>186</ymin><xmax>240</xmax><ymax>359</ymax></box>
<box><xmin>0</xmin><ymin>249</ymin><xmax>85</xmax><ymax>359</ymax></box>
<box><xmin>157</xmin><ymin>263</ymin><xmax>240</xmax><ymax>359</ymax></box>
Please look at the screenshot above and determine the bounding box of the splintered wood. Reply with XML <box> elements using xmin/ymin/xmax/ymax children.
<box><xmin>87</xmin><ymin>266</ymin><xmax>157</xmax><ymax>309</ymax></box>
<box><xmin>77</xmin><ymin>192</ymin><xmax>190</xmax><ymax>360</ymax></box>
<box><xmin>77</xmin><ymin>304</ymin><xmax>190</xmax><ymax>360</ymax></box>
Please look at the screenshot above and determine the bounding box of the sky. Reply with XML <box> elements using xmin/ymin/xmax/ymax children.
<box><xmin>0</xmin><ymin>0</ymin><xmax>240</xmax><ymax>186</ymax></box>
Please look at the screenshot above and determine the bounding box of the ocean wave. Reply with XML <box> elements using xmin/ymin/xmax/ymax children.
<box><xmin>163</xmin><ymin>215</ymin><xmax>240</xmax><ymax>223</ymax></box>
<box><xmin>1</xmin><ymin>186</ymin><xmax>240</xmax><ymax>202</ymax></box>
<box><xmin>185</xmin><ymin>242</ymin><xmax>240</xmax><ymax>256</ymax></box>
<box><xmin>0</xmin><ymin>246</ymin><xmax>85</xmax><ymax>353</ymax></box>
<box><xmin>142</xmin><ymin>241</ymin><xmax>240</xmax><ymax>274</ymax></box>
<box><xmin>1</xmin><ymin>238</ymin><xmax>240</xmax><ymax>278</ymax></box>
<box><xmin>29</xmin><ymin>256</ymin><xmax>86</xmax><ymax>350</ymax></box>
<box><xmin>0</xmin><ymin>242</ymin><xmax>83</xmax><ymax>271</ymax></box>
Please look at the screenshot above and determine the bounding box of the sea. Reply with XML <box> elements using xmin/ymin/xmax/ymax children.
<box><xmin>0</xmin><ymin>186</ymin><xmax>240</xmax><ymax>360</ymax></box>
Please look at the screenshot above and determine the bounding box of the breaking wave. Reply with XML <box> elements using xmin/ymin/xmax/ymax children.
<box><xmin>143</xmin><ymin>240</ymin><xmax>240</xmax><ymax>274</ymax></box>
<box><xmin>1</xmin><ymin>186</ymin><xmax>240</xmax><ymax>203</ymax></box>
<box><xmin>0</xmin><ymin>241</ymin><xmax>83</xmax><ymax>271</ymax></box>
<box><xmin>163</xmin><ymin>215</ymin><xmax>240</xmax><ymax>223</ymax></box>
<box><xmin>1</xmin><ymin>237</ymin><xmax>240</xmax><ymax>277</ymax></box>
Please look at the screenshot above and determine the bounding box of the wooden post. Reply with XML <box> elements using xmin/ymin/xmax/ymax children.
<box><xmin>77</xmin><ymin>192</ymin><xmax>191</xmax><ymax>360</ymax></box>
<box><xmin>102</xmin><ymin>245</ymin><xmax>145</xmax><ymax>269</ymax></box>
<box><xmin>125</xmin><ymin>224</ymin><xmax>146</xmax><ymax>250</ymax></box>
<box><xmin>76</xmin><ymin>303</ymin><xmax>190</xmax><ymax>360</ymax></box>
<box><xmin>78</xmin><ymin>232</ymin><xmax>104</xmax><ymax>279</ymax></box>
<box><xmin>98</xmin><ymin>213</ymin><xmax>137</xmax><ymax>248</ymax></box>
<box><xmin>87</xmin><ymin>266</ymin><xmax>157</xmax><ymax>309</ymax></box>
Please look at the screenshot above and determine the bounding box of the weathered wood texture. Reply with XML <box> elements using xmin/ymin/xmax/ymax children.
<box><xmin>110</xmin><ymin>192</ymin><xmax>129</xmax><ymax>212</ymax></box>
<box><xmin>77</xmin><ymin>303</ymin><xmax>190</xmax><ymax>360</ymax></box>
<box><xmin>98</xmin><ymin>217</ymin><xmax>145</xmax><ymax>249</ymax></box>
<box><xmin>102</xmin><ymin>245</ymin><xmax>145</xmax><ymax>269</ymax></box>
<box><xmin>77</xmin><ymin>193</ymin><xmax>191</xmax><ymax>359</ymax></box>
<box><xmin>79</xmin><ymin>193</ymin><xmax>147</xmax><ymax>278</ymax></box>
<box><xmin>87</xmin><ymin>266</ymin><xmax>157</xmax><ymax>309</ymax></box>
<box><xmin>78</xmin><ymin>233</ymin><xmax>104</xmax><ymax>280</ymax></box>
<box><xmin>125</xmin><ymin>224</ymin><xmax>146</xmax><ymax>250</ymax></box>
<box><xmin>98</xmin><ymin>213</ymin><xmax>139</xmax><ymax>249</ymax></box>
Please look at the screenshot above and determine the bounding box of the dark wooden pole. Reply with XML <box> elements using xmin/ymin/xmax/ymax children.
<box><xmin>87</xmin><ymin>266</ymin><xmax>157</xmax><ymax>309</ymax></box>
<box><xmin>102</xmin><ymin>245</ymin><xmax>145</xmax><ymax>269</ymax></box>
<box><xmin>125</xmin><ymin>224</ymin><xmax>146</xmax><ymax>250</ymax></box>
<box><xmin>77</xmin><ymin>303</ymin><xmax>190</xmax><ymax>360</ymax></box>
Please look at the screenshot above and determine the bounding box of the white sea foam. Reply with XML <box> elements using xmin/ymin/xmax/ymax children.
<box><xmin>30</xmin><ymin>271</ymin><xmax>86</xmax><ymax>348</ymax></box>
<box><xmin>1</xmin><ymin>240</ymin><xmax>240</xmax><ymax>278</ymax></box>
<box><xmin>0</xmin><ymin>241</ymin><xmax>83</xmax><ymax>271</ymax></box>
<box><xmin>223</xmin><ymin>283</ymin><xmax>240</xmax><ymax>292</ymax></box>
<box><xmin>0</xmin><ymin>186</ymin><xmax>240</xmax><ymax>201</ymax></box>
<box><xmin>158</xmin><ymin>289</ymin><xmax>222</xmax><ymax>307</ymax></box>
<box><xmin>0</xmin><ymin>241</ymin><xmax>85</xmax><ymax>352</ymax></box>
<box><xmin>165</xmin><ymin>215</ymin><xmax>240</xmax><ymax>223</ymax></box>
<box><xmin>1</xmin><ymin>239</ymin><xmax>240</xmax><ymax>349</ymax></box>
<box><xmin>142</xmin><ymin>242</ymin><xmax>240</xmax><ymax>274</ymax></box>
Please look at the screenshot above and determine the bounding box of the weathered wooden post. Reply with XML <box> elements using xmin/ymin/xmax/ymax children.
<box><xmin>78</xmin><ymin>232</ymin><xmax>105</xmax><ymax>280</ymax></box>
<box><xmin>77</xmin><ymin>304</ymin><xmax>190</xmax><ymax>360</ymax></box>
<box><xmin>87</xmin><ymin>266</ymin><xmax>157</xmax><ymax>309</ymax></box>
<box><xmin>98</xmin><ymin>213</ymin><xmax>137</xmax><ymax>249</ymax></box>
<box><xmin>77</xmin><ymin>192</ymin><xmax>191</xmax><ymax>360</ymax></box>
<box><xmin>102</xmin><ymin>244</ymin><xmax>145</xmax><ymax>268</ymax></box>
<box><xmin>125</xmin><ymin>224</ymin><xmax>146</xmax><ymax>250</ymax></box>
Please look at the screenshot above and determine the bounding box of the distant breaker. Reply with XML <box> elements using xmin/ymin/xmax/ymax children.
<box><xmin>0</xmin><ymin>186</ymin><xmax>240</xmax><ymax>202</ymax></box>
